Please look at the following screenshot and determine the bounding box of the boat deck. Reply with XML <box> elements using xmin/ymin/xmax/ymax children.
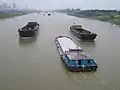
<box><xmin>57</xmin><ymin>37</ymin><xmax>82</xmax><ymax>52</ymax></box>
<box><xmin>66</xmin><ymin>51</ymin><xmax>91</xmax><ymax>60</ymax></box>
<box><xmin>57</xmin><ymin>37</ymin><xmax>91</xmax><ymax>60</ymax></box>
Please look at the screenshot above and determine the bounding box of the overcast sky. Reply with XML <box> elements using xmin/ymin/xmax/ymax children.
<box><xmin>1</xmin><ymin>0</ymin><xmax>120</xmax><ymax>10</ymax></box>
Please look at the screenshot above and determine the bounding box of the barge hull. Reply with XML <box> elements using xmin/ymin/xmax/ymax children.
<box><xmin>70</xmin><ymin>26</ymin><xmax>97</xmax><ymax>40</ymax></box>
<box><xmin>71</xmin><ymin>30</ymin><xmax>97</xmax><ymax>40</ymax></box>
<box><xmin>18</xmin><ymin>30</ymin><xmax>37</xmax><ymax>37</ymax></box>
<box><xmin>18</xmin><ymin>22</ymin><xmax>39</xmax><ymax>38</ymax></box>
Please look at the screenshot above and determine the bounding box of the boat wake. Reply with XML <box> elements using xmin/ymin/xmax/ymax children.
<box><xmin>68</xmin><ymin>71</ymin><xmax>109</xmax><ymax>88</ymax></box>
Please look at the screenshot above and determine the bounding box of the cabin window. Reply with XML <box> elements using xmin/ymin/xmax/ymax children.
<box><xmin>81</xmin><ymin>60</ymin><xmax>87</xmax><ymax>65</ymax></box>
<box><xmin>69</xmin><ymin>49</ymin><xmax>79</xmax><ymax>51</ymax></box>
<box><xmin>87</xmin><ymin>60</ymin><xmax>94</xmax><ymax>64</ymax></box>
<box><xmin>79</xmin><ymin>49</ymin><xmax>84</xmax><ymax>52</ymax></box>
<box><xmin>78</xmin><ymin>60</ymin><xmax>81</xmax><ymax>65</ymax></box>
<box><xmin>90</xmin><ymin>60</ymin><xmax>94</xmax><ymax>64</ymax></box>
<box><xmin>88</xmin><ymin>60</ymin><xmax>90</xmax><ymax>64</ymax></box>
<box><xmin>69</xmin><ymin>49</ymin><xmax>84</xmax><ymax>52</ymax></box>
<box><xmin>84</xmin><ymin>60</ymin><xmax>88</xmax><ymax>65</ymax></box>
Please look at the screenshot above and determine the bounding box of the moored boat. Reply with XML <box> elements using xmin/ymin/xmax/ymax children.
<box><xmin>18</xmin><ymin>22</ymin><xmax>40</xmax><ymax>38</ymax></box>
<box><xmin>70</xmin><ymin>25</ymin><xmax>97</xmax><ymax>40</ymax></box>
<box><xmin>55</xmin><ymin>36</ymin><xmax>98</xmax><ymax>71</ymax></box>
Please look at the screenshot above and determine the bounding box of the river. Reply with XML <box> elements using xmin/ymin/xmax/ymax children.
<box><xmin>0</xmin><ymin>13</ymin><xmax>120</xmax><ymax>90</ymax></box>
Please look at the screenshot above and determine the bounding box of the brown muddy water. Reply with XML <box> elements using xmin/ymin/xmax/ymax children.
<box><xmin>0</xmin><ymin>13</ymin><xmax>120</xmax><ymax>90</ymax></box>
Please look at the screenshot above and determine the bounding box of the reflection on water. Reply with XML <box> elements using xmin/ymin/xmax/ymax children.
<box><xmin>18</xmin><ymin>29</ymin><xmax>40</xmax><ymax>47</ymax></box>
<box><xmin>18</xmin><ymin>37</ymin><xmax>37</xmax><ymax>46</ymax></box>
<box><xmin>79</xmin><ymin>40</ymin><xmax>96</xmax><ymax>47</ymax></box>
<box><xmin>69</xmin><ymin>30</ymin><xmax>96</xmax><ymax>47</ymax></box>
<box><xmin>60</xmin><ymin>60</ymin><xmax>70</xmax><ymax>73</ymax></box>
<box><xmin>60</xmin><ymin>59</ymin><xmax>100</xmax><ymax>87</ymax></box>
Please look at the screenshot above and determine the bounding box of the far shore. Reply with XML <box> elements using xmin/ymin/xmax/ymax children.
<box><xmin>0</xmin><ymin>13</ymin><xmax>27</xmax><ymax>19</ymax></box>
<box><xmin>55</xmin><ymin>9</ymin><xmax>120</xmax><ymax>26</ymax></box>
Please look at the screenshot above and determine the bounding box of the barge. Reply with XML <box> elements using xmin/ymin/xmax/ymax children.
<box><xmin>70</xmin><ymin>25</ymin><xmax>97</xmax><ymax>40</ymax></box>
<box><xmin>55</xmin><ymin>36</ymin><xmax>98</xmax><ymax>71</ymax></box>
<box><xmin>18</xmin><ymin>22</ymin><xmax>40</xmax><ymax>38</ymax></box>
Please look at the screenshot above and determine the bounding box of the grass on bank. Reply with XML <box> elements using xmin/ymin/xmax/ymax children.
<box><xmin>92</xmin><ymin>15</ymin><xmax>120</xmax><ymax>25</ymax></box>
<box><xmin>0</xmin><ymin>13</ymin><xmax>26</xmax><ymax>19</ymax></box>
<box><xmin>66</xmin><ymin>10</ymin><xmax>120</xmax><ymax>26</ymax></box>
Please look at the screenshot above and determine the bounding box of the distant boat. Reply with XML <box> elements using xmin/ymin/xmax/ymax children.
<box><xmin>37</xmin><ymin>11</ymin><xmax>40</xmax><ymax>14</ymax></box>
<box><xmin>48</xmin><ymin>13</ymin><xmax>51</xmax><ymax>16</ymax></box>
<box><xmin>55</xmin><ymin>36</ymin><xmax>98</xmax><ymax>71</ymax></box>
<box><xmin>70</xmin><ymin>25</ymin><xmax>97</xmax><ymax>40</ymax></box>
<box><xmin>18</xmin><ymin>22</ymin><xmax>40</xmax><ymax>38</ymax></box>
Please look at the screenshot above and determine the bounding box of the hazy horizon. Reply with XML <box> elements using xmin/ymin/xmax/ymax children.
<box><xmin>1</xmin><ymin>0</ymin><xmax>120</xmax><ymax>10</ymax></box>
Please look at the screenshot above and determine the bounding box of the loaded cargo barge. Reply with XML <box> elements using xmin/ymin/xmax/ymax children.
<box><xmin>55</xmin><ymin>36</ymin><xmax>98</xmax><ymax>71</ymax></box>
<box><xmin>70</xmin><ymin>25</ymin><xmax>97</xmax><ymax>40</ymax></box>
<box><xmin>18</xmin><ymin>22</ymin><xmax>40</xmax><ymax>38</ymax></box>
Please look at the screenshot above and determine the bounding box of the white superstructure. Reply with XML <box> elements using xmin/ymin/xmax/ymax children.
<box><xmin>57</xmin><ymin>36</ymin><xmax>91</xmax><ymax>60</ymax></box>
<box><xmin>57</xmin><ymin>37</ymin><xmax>82</xmax><ymax>52</ymax></box>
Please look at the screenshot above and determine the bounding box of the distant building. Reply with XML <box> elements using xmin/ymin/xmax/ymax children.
<box><xmin>0</xmin><ymin>3</ymin><xmax>8</xmax><ymax>10</ymax></box>
<box><xmin>12</xmin><ymin>2</ymin><xmax>16</xmax><ymax>8</ymax></box>
<box><xmin>0</xmin><ymin>3</ymin><xmax>7</xmax><ymax>8</ymax></box>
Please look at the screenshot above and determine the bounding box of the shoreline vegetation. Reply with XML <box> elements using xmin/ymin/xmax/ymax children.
<box><xmin>0</xmin><ymin>10</ymin><xmax>37</xmax><ymax>19</ymax></box>
<box><xmin>55</xmin><ymin>9</ymin><xmax>120</xmax><ymax>26</ymax></box>
<box><xmin>0</xmin><ymin>13</ymin><xmax>26</xmax><ymax>19</ymax></box>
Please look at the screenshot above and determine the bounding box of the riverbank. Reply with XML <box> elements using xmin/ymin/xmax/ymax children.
<box><xmin>91</xmin><ymin>14</ymin><xmax>120</xmax><ymax>26</ymax></box>
<box><xmin>0</xmin><ymin>13</ymin><xmax>27</xmax><ymax>19</ymax></box>
<box><xmin>56</xmin><ymin>9</ymin><xmax>120</xmax><ymax>26</ymax></box>
<box><xmin>0</xmin><ymin>10</ymin><xmax>37</xmax><ymax>19</ymax></box>
<box><xmin>69</xmin><ymin>10</ymin><xmax>120</xmax><ymax>26</ymax></box>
